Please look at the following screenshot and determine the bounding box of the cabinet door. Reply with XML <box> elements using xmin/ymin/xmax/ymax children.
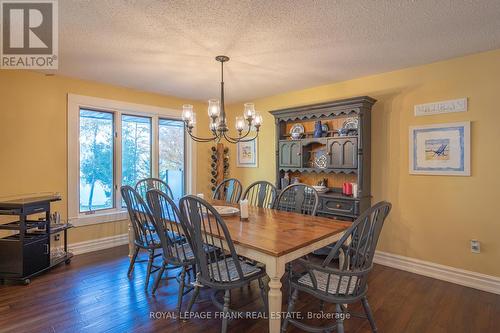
<box><xmin>327</xmin><ymin>138</ymin><xmax>358</xmax><ymax>168</ymax></box>
<box><xmin>279</xmin><ymin>141</ymin><xmax>302</xmax><ymax>167</ymax></box>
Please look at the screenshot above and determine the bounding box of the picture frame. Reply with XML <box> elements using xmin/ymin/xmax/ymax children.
<box><xmin>237</xmin><ymin>138</ymin><xmax>258</xmax><ymax>168</ymax></box>
<box><xmin>409</xmin><ymin>122</ymin><xmax>470</xmax><ymax>176</ymax></box>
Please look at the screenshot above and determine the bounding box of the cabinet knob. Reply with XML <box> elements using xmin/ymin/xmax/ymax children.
<box><xmin>327</xmin><ymin>152</ymin><xmax>332</xmax><ymax>156</ymax></box>
<box><xmin>336</xmin><ymin>204</ymin><xmax>341</xmax><ymax>209</ymax></box>
<box><xmin>297</xmin><ymin>152</ymin><xmax>301</xmax><ymax>156</ymax></box>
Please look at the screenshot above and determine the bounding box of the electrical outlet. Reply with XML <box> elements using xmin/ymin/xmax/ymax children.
<box><xmin>470</xmin><ymin>239</ymin><xmax>480</xmax><ymax>254</ymax></box>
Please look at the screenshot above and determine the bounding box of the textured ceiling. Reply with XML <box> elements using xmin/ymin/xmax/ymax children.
<box><xmin>56</xmin><ymin>0</ymin><xmax>500</xmax><ymax>103</ymax></box>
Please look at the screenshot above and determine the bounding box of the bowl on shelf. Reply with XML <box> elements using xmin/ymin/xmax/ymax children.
<box><xmin>312</xmin><ymin>185</ymin><xmax>328</xmax><ymax>193</ymax></box>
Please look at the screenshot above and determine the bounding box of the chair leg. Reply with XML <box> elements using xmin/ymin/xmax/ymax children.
<box><xmin>221</xmin><ymin>289</ymin><xmax>231</xmax><ymax>333</ymax></box>
<box><xmin>281</xmin><ymin>288</ymin><xmax>298</xmax><ymax>333</ymax></box>
<box><xmin>152</xmin><ymin>263</ymin><xmax>166</xmax><ymax>295</ymax></box>
<box><xmin>127</xmin><ymin>246</ymin><xmax>139</xmax><ymax>277</ymax></box>
<box><xmin>144</xmin><ymin>249</ymin><xmax>155</xmax><ymax>291</ymax></box>
<box><xmin>361</xmin><ymin>296</ymin><xmax>378</xmax><ymax>332</ymax></box>
<box><xmin>191</xmin><ymin>264</ymin><xmax>197</xmax><ymax>280</ymax></box>
<box><xmin>187</xmin><ymin>286</ymin><xmax>200</xmax><ymax>313</ymax></box>
<box><xmin>176</xmin><ymin>266</ymin><xmax>187</xmax><ymax>314</ymax></box>
<box><xmin>258</xmin><ymin>277</ymin><xmax>269</xmax><ymax>314</ymax></box>
<box><xmin>336</xmin><ymin>304</ymin><xmax>344</xmax><ymax>333</ymax></box>
<box><xmin>286</xmin><ymin>262</ymin><xmax>293</xmax><ymax>299</ymax></box>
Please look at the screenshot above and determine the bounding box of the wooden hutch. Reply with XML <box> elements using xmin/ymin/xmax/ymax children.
<box><xmin>270</xmin><ymin>96</ymin><xmax>376</xmax><ymax>226</ymax></box>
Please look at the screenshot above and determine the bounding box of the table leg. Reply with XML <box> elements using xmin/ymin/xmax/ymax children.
<box><xmin>266</xmin><ymin>260</ymin><xmax>285</xmax><ymax>333</ymax></box>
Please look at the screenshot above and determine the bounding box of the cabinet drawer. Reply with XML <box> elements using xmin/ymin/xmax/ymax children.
<box><xmin>319</xmin><ymin>198</ymin><xmax>355</xmax><ymax>216</ymax></box>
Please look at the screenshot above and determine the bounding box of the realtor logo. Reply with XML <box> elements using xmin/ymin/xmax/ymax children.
<box><xmin>1</xmin><ymin>0</ymin><xmax>58</xmax><ymax>69</ymax></box>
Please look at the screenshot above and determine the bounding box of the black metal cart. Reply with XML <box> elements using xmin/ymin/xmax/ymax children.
<box><xmin>0</xmin><ymin>194</ymin><xmax>73</xmax><ymax>285</ymax></box>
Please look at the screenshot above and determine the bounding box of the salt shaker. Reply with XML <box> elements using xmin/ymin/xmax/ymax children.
<box><xmin>240</xmin><ymin>199</ymin><xmax>249</xmax><ymax>221</ymax></box>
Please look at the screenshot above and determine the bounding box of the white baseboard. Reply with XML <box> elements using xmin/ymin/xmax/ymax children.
<box><xmin>69</xmin><ymin>233</ymin><xmax>129</xmax><ymax>256</ymax></box>
<box><xmin>374</xmin><ymin>250</ymin><xmax>500</xmax><ymax>295</ymax></box>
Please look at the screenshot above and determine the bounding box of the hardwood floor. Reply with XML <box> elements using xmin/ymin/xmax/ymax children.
<box><xmin>0</xmin><ymin>245</ymin><xmax>499</xmax><ymax>333</ymax></box>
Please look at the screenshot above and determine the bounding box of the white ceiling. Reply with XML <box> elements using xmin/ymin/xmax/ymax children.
<box><xmin>57</xmin><ymin>0</ymin><xmax>500</xmax><ymax>103</ymax></box>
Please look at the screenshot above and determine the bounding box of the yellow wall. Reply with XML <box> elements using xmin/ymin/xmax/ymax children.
<box><xmin>0</xmin><ymin>70</ymin><xmax>211</xmax><ymax>244</ymax></box>
<box><xmin>226</xmin><ymin>49</ymin><xmax>500</xmax><ymax>277</ymax></box>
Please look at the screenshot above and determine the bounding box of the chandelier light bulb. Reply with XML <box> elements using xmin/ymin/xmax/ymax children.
<box><xmin>243</xmin><ymin>103</ymin><xmax>256</xmax><ymax>120</ymax></box>
<box><xmin>208</xmin><ymin>99</ymin><xmax>220</xmax><ymax>118</ymax></box>
<box><xmin>235</xmin><ymin>116</ymin><xmax>245</xmax><ymax>132</ymax></box>
<box><xmin>182</xmin><ymin>104</ymin><xmax>194</xmax><ymax>122</ymax></box>
<box><xmin>254</xmin><ymin>112</ymin><xmax>263</xmax><ymax>127</ymax></box>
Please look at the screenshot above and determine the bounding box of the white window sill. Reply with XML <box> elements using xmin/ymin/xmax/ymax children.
<box><xmin>69</xmin><ymin>210</ymin><xmax>129</xmax><ymax>227</ymax></box>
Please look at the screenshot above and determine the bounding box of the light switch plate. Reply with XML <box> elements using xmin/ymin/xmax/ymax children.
<box><xmin>470</xmin><ymin>239</ymin><xmax>480</xmax><ymax>254</ymax></box>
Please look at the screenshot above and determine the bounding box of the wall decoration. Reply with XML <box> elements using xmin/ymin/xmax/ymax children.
<box><xmin>409</xmin><ymin>122</ymin><xmax>470</xmax><ymax>176</ymax></box>
<box><xmin>210</xmin><ymin>144</ymin><xmax>229</xmax><ymax>193</ymax></box>
<box><xmin>237</xmin><ymin>138</ymin><xmax>258</xmax><ymax>168</ymax></box>
<box><xmin>414</xmin><ymin>98</ymin><xmax>468</xmax><ymax>117</ymax></box>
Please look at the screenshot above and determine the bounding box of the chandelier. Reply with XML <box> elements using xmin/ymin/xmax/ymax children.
<box><xmin>181</xmin><ymin>56</ymin><xmax>262</xmax><ymax>143</ymax></box>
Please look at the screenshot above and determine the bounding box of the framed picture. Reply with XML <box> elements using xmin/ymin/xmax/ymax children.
<box><xmin>409</xmin><ymin>122</ymin><xmax>470</xmax><ymax>176</ymax></box>
<box><xmin>237</xmin><ymin>138</ymin><xmax>258</xmax><ymax>168</ymax></box>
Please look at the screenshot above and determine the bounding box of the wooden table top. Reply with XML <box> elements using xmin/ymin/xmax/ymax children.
<box><xmin>207</xmin><ymin>200</ymin><xmax>351</xmax><ymax>257</ymax></box>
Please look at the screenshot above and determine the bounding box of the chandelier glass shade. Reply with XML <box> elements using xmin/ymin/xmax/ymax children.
<box><xmin>181</xmin><ymin>56</ymin><xmax>262</xmax><ymax>143</ymax></box>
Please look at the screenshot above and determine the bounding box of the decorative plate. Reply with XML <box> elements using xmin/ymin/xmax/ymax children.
<box><xmin>314</xmin><ymin>154</ymin><xmax>328</xmax><ymax>169</ymax></box>
<box><xmin>342</xmin><ymin>117</ymin><xmax>359</xmax><ymax>130</ymax></box>
<box><xmin>290</xmin><ymin>123</ymin><xmax>305</xmax><ymax>140</ymax></box>
<box><xmin>312</xmin><ymin>149</ymin><xmax>327</xmax><ymax>169</ymax></box>
<box><xmin>212</xmin><ymin>206</ymin><xmax>240</xmax><ymax>216</ymax></box>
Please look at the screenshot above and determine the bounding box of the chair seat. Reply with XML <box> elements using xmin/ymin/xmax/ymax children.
<box><xmin>166</xmin><ymin>230</ymin><xmax>185</xmax><ymax>243</ymax></box>
<box><xmin>297</xmin><ymin>270</ymin><xmax>358</xmax><ymax>295</ymax></box>
<box><xmin>170</xmin><ymin>242</ymin><xmax>195</xmax><ymax>261</ymax></box>
<box><xmin>209</xmin><ymin>257</ymin><xmax>262</xmax><ymax>282</ymax></box>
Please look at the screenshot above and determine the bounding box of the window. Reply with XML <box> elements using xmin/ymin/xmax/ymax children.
<box><xmin>159</xmin><ymin>119</ymin><xmax>185</xmax><ymax>200</ymax></box>
<box><xmin>68</xmin><ymin>94</ymin><xmax>195</xmax><ymax>227</ymax></box>
<box><xmin>79</xmin><ymin>110</ymin><xmax>114</xmax><ymax>213</ymax></box>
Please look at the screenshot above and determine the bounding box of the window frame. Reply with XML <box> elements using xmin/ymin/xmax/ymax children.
<box><xmin>68</xmin><ymin>94</ymin><xmax>196</xmax><ymax>227</ymax></box>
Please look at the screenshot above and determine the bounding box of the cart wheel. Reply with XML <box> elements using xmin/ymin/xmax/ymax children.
<box><xmin>23</xmin><ymin>278</ymin><xmax>31</xmax><ymax>285</ymax></box>
<box><xmin>65</xmin><ymin>259</ymin><xmax>72</xmax><ymax>264</ymax></box>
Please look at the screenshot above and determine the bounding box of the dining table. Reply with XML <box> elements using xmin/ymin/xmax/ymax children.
<box><xmin>127</xmin><ymin>199</ymin><xmax>351</xmax><ymax>333</ymax></box>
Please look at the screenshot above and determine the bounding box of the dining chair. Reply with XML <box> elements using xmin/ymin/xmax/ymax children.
<box><xmin>281</xmin><ymin>201</ymin><xmax>392</xmax><ymax>333</ymax></box>
<box><xmin>274</xmin><ymin>183</ymin><xmax>319</xmax><ymax>216</ymax></box>
<box><xmin>242</xmin><ymin>180</ymin><xmax>277</xmax><ymax>208</ymax></box>
<box><xmin>146</xmin><ymin>189</ymin><xmax>196</xmax><ymax>313</ymax></box>
<box><xmin>136</xmin><ymin>177</ymin><xmax>174</xmax><ymax>200</ymax></box>
<box><xmin>274</xmin><ymin>183</ymin><xmax>319</xmax><ymax>297</ymax></box>
<box><xmin>179</xmin><ymin>195</ymin><xmax>269</xmax><ymax>333</ymax></box>
<box><xmin>212</xmin><ymin>178</ymin><xmax>242</xmax><ymax>204</ymax></box>
<box><xmin>121</xmin><ymin>185</ymin><xmax>162</xmax><ymax>290</ymax></box>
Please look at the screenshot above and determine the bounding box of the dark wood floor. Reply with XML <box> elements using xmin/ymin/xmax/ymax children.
<box><xmin>0</xmin><ymin>246</ymin><xmax>499</xmax><ymax>333</ymax></box>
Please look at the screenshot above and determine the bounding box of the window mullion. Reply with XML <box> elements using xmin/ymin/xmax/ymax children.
<box><xmin>152</xmin><ymin>116</ymin><xmax>159</xmax><ymax>178</ymax></box>
<box><xmin>115</xmin><ymin>111</ymin><xmax>123</xmax><ymax>209</ymax></box>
